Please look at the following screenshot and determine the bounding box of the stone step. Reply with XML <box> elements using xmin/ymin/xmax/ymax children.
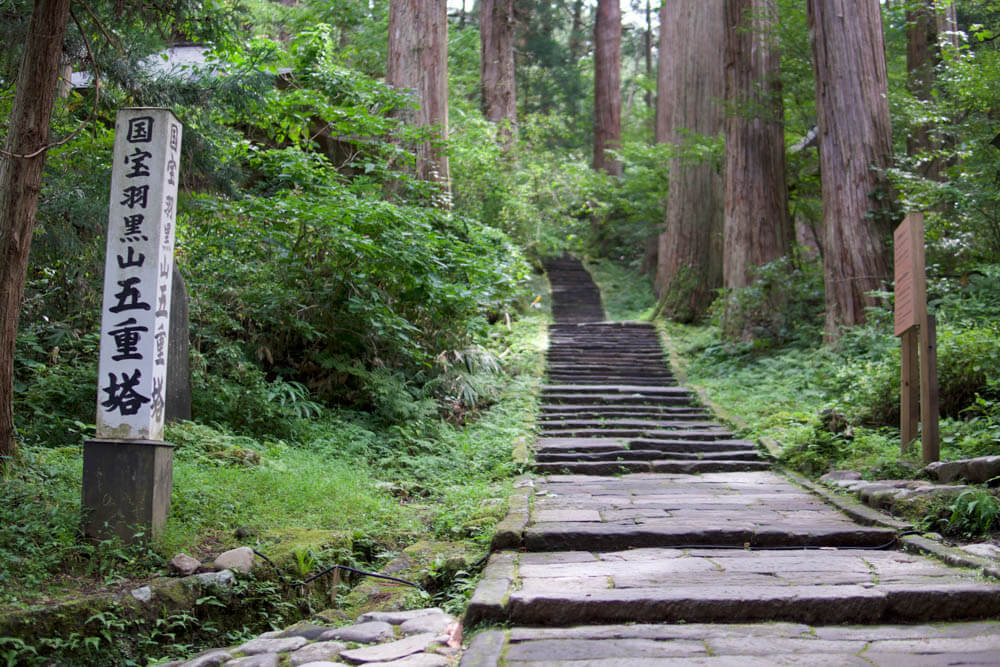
<box><xmin>532</xmin><ymin>459</ymin><xmax>771</xmax><ymax>476</ymax></box>
<box><xmin>539</xmin><ymin>407</ymin><xmax>710</xmax><ymax>417</ymax></box>
<box><xmin>535</xmin><ymin>449</ymin><xmax>762</xmax><ymax>463</ymax></box>
<box><xmin>538</xmin><ymin>411</ymin><xmax>711</xmax><ymax>421</ymax></box>
<box><xmin>461</xmin><ymin>621</ymin><xmax>1000</xmax><ymax>666</ymax></box>
<box><xmin>536</xmin><ymin>437</ymin><xmax>758</xmax><ymax>453</ymax></box>
<box><xmin>539</xmin><ymin>428</ymin><xmax>735</xmax><ymax>440</ymax></box>
<box><xmin>542</xmin><ymin>393</ymin><xmax>697</xmax><ymax>407</ymax></box>
<box><xmin>466</xmin><ymin>549</ymin><xmax>1000</xmax><ymax>627</ymax></box>
<box><xmin>543</xmin><ymin>384</ymin><xmax>693</xmax><ymax>395</ymax></box>
<box><xmin>538</xmin><ymin>418</ymin><xmax>722</xmax><ymax>429</ymax></box>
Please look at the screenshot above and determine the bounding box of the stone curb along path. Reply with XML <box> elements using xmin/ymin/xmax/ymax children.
<box><xmin>460</xmin><ymin>256</ymin><xmax>1000</xmax><ymax>666</ymax></box>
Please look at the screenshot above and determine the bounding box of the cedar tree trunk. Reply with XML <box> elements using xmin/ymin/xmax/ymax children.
<box><xmin>0</xmin><ymin>0</ymin><xmax>72</xmax><ymax>464</ymax></box>
<box><xmin>808</xmin><ymin>0</ymin><xmax>894</xmax><ymax>337</ymax></box>
<box><xmin>481</xmin><ymin>0</ymin><xmax>517</xmax><ymax>145</ymax></box>
<box><xmin>593</xmin><ymin>0</ymin><xmax>622</xmax><ymax>176</ymax></box>
<box><xmin>655</xmin><ymin>0</ymin><xmax>725</xmax><ymax>322</ymax></box>
<box><xmin>723</xmin><ymin>0</ymin><xmax>790</xmax><ymax>291</ymax></box>
<box><xmin>388</xmin><ymin>0</ymin><xmax>451</xmax><ymax>192</ymax></box>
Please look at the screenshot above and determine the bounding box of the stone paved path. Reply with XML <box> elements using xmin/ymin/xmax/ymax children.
<box><xmin>461</xmin><ymin>256</ymin><xmax>1000</xmax><ymax>666</ymax></box>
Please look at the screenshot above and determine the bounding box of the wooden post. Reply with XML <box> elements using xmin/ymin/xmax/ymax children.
<box><xmin>900</xmin><ymin>327</ymin><xmax>919</xmax><ymax>453</ymax></box>
<box><xmin>920</xmin><ymin>314</ymin><xmax>940</xmax><ymax>464</ymax></box>
<box><xmin>893</xmin><ymin>212</ymin><xmax>939</xmax><ymax>463</ymax></box>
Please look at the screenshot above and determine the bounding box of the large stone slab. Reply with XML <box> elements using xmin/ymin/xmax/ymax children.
<box><xmin>462</xmin><ymin>621</ymin><xmax>1000</xmax><ymax>666</ymax></box>
<box><xmin>467</xmin><ymin>548</ymin><xmax>1000</xmax><ymax>626</ymax></box>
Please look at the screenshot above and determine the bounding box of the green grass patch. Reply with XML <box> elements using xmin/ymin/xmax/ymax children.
<box><xmin>584</xmin><ymin>257</ymin><xmax>657</xmax><ymax>321</ymax></box>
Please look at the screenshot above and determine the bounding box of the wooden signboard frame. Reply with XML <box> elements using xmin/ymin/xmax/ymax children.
<box><xmin>894</xmin><ymin>213</ymin><xmax>939</xmax><ymax>464</ymax></box>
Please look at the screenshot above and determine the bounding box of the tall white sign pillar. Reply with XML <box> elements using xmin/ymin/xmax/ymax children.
<box><xmin>83</xmin><ymin>109</ymin><xmax>182</xmax><ymax>542</ymax></box>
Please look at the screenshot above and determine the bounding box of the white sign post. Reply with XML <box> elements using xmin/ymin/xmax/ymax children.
<box><xmin>83</xmin><ymin>109</ymin><xmax>182</xmax><ymax>542</ymax></box>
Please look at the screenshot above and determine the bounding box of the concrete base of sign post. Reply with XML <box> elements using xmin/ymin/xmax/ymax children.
<box><xmin>82</xmin><ymin>439</ymin><xmax>173</xmax><ymax>543</ymax></box>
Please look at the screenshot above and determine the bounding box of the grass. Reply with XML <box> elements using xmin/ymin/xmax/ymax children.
<box><xmin>1</xmin><ymin>299</ymin><xmax>546</xmax><ymax>624</ymax></box>
<box><xmin>584</xmin><ymin>257</ymin><xmax>657</xmax><ymax>321</ymax></box>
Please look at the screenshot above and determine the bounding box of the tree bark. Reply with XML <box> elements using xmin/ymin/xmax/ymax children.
<box><xmin>654</xmin><ymin>0</ymin><xmax>725</xmax><ymax>322</ymax></box>
<box><xmin>0</xmin><ymin>0</ymin><xmax>72</xmax><ymax>464</ymax></box>
<box><xmin>593</xmin><ymin>0</ymin><xmax>622</xmax><ymax>176</ymax></box>
<box><xmin>481</xmin><ymin>0</ymin><xmax>517</xmax><ymax>145</ymax></box>
<box><xmin>907</xmin><ymin>0</ymin><xmax>954</xmax><ymax>179</ymax></box>
<box><xmin>723</xmin><ymin>0</ymin><xmax>790</xmax><ymax>292</ymax></box>
<box><xmin>387</xmin><ymin>0</ymin><xmax>450</xmax><ymax>192</ymax></box>
<box><xmin>808</xmin><ymin>0</ymin><xmax>894</xmax><ymax>337</ymax></box>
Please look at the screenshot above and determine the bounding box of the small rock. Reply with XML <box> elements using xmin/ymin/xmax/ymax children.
<box><xmin>312</xmin><ymin>609</ymin><xmax>350</xmax><ymax>624</ymax></box>
<box><xmin>819</xmin><ymin>470</ymin><xmax>862</xmax><ymax>483</ymax></box>
<box><xmin>399</xmin><ymin>613</ymin><xmax>454</xmax><ymax>636</ymax></box>
<box><xmin>339</xmin><ymin>632</ymin><xmax>437</xmax><ymax>664</ymax></box>
<box><xmin>223</xmin><ymin>655</ymin><xmax>279</xmax><ymax>667</ymax></box>
<box><xmin>197</xmin><ymin>570</ymin><xmax>235</xmax><ymax>588</ymax></box>
<box><xmin>214</xmin><ymin>546</ymin><xmax>255</xmax><ymax>573</ymax></box>
<box><xmin>235</xmin><ymin>525</ymin><xmax>255</xmax><ymax>539</ymax></box>
<box><xmin>319</xmin><ymin>621</ymin><xmax>394</xmax><ymax>644</ymax></box>
<box><xmin>181</xmin><ymin>649</ymin><xmax>232</xmax><ymax>667</ymax></box>
<box><xmin>358</xmin><ymin>608</ymin><xmax>445</xmax><ymax>625</ymax></box>
<box><xmin>279</xmin><ymin>622</ymin><xmax>331</xmax><ymax>640</ymax></box>
<box><xmin>257</xmin><ymin>630</ymin><xmax>284</xmax><ymax>640</ymax></box>
<box><xmin>965</xmin><ymin>456</ymin><xmax>1000</xmax><ymax>484</ymax></box>
<box><xmin>234</xmin><ymin>636</ymin><xmax>308</xmax><ymax>656</ymax></box>
<box><xmin>288</xmin><ymin>641</ymin><xmax>346</xmax><ymax>666</ymax></box>
<box><xmin>131</xmin><ymin>586</ymin><xmax>152</xmax><ymax>603</ymax></box>
<box><xmin>925</xmin><ymin>460</ymin><xmax>966</xmax><ymax>484</ymax></box>
<box><xmin>169</xmin><ymin>553</ymin><xmax>202</xmax><ymax>576</ymax></box>
<box><xmin>295</xmin><ymin>663</ymin><xmax>340</xmax><ymax>667</ymax></box>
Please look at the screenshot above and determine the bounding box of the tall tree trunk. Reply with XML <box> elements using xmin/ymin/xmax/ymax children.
<box><xmin>937</xmin><ymin>0</ymin><xmax>959</xmax><ymax>49</ymax></box>
<box><xmin>907</xmin><ymin>0</ymin><xmax>953</xmax><ymax>180</ymax></box>
<box><xmin>388</xmin><ymin>0</ymin><xmax>450</xmax><ymax>193</ymax></box>
<box><xmin>569</xmin><ymin>0</ymin><xmax>585</xmax><ymax>63</ymax></box>
<box><xmin>593</xmin><ymin>0</ymin><xmax>622</xmax><ymax>176</ymax></box>
<box><xmin>481</xmin><ymin>0</ymin><xmax>517</xmax><ymax>145</ymax></box>
<box><xmin>0</xmin><ymin>0</ymin><xmax>72</xmax><ymax>465</ymax></box>
<box><xmin>808</xmin><ymin>0</ymin><xmax>894</xmax><ymax>337</ymax></box>
<box><xmin>654</xmin><ymin>0</ymin><xmax>725</xmax><ymax>322</ymax></box>
<box><xmin>644</xmin><ymin>0</ymin><xmax>653</xmax><ymax>111</ymax></box>
<box><xmin>723</xmin><ymin>0</ymin><xmax>790</xmax><ymax>293</ymax></box>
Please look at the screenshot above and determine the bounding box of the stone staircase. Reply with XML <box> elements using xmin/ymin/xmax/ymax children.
<box><xmin>460</xmin><ymin>256</ymin><xmax>1000</xmax><ymax>665</ymax></box>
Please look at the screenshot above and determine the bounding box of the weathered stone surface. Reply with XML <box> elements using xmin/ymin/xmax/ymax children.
<box><xmin>279</xmin><ymin>622</ymin><xmax>331</xmax><ymax>640</ymax></box>
<box><xmin>170</xmin><ymin>553</ymin><xmax>201</xmax><ymax>576</ymax></box>
<box><xmin>965</xmin><ymin>455</ymin><xmax>1000</xmax><ymax>483</ymax></box>
<box><xmin>960</xmin><ymin>543</ymin><xmax>1000</xmax><ymax>561</ymax></box>
<box><xmin>214</xmin><ymin>546</ymin><xmax>254</xmax><ymax>573</ymax></box>
<box><xmin>222</xmin><ymin>655</ymin><xmax>279</xmax><ymax>667</ymax></box>
<box><xmin>365</xmin><ymin>654</ymin><xmax>451</xmax><ymax>667</ymax></box>
<box><xmin>233</xmin><ymin>636</ymin><xmax>308</xmax><ymax>656</ymax></box>
<box><xmin>131</xmin><ymin>586</ymin><xmax>153</xmax><ymax>602</ymax></box>
<box><xmin>318</xmin><ymin>621</ymin><xmax>394</xmax><ymax>643</ymax></box>
<box><xmin>339</xmin><ymin>632</ymin><xmax>437</xmax><ymax>664</ymax></box>
<box><xmin>819</xmin><ymin>470</ymin><xmax>863</xmax><ymax>483</ymax></box>
<box><xmin>399</xmin><ymin>612</ymin><xmax>455</xmax><ymax>635</ymax></box>
<box><xmin>181</xmin><ymin>649</ymin><xmax>232</xmax><ymax>667</ymax></box>
<box><xmin>358</xmin><ymin>608</ymin><xmax>445</xmax><ymax>625</ymax></box>
<box><xmin>287</xmin><ymin>641</ymin><xmax>346</xmax><ymax>666</ymax></box>
<box><xmin>196</xmin><ymin>570</ymin><xmax>235</xmax><ymax>587</ymax></box>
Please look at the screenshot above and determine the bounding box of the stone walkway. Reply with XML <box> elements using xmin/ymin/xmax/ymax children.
<box><xmin>460</xmin><ymin>256</ymin><xmax>1000</xmax><ymax>666</ymax></box>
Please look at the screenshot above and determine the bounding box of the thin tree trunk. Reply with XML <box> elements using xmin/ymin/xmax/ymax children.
<box><xmin>0</xmin><ymin>0</ymin><xmax>72</xmax><ymax>464</ymax></box>
<box><xmin>655</xmin><ymin>0</ymin><xmax>725</xmax><ymax>322</ymax></box>
<box><xmin>569</xmin><ymin>0</ymin><xmax>585</xmax><ymax>63</ymax></box>
<box><xmin>387</xmin><ymin>0</ymin><xmax>450</xmax><ymax>193</ymax></box>
<box><xmin>723</xmin><ymin>0</ymin><xmax>790</xmax><ymax>291</ymax></box>
<box><xmin>644</xmin><ymin>0</ymin><xmax>653</xmax><ymax>111</ymax></box>
<box><xmin>907</xmin><ymin>0</ymin><xmax>953</xmax><ymax>180</ymax></box>
<box><xmin>593</xmin><ymin>0</ymin><xmax>622</xmax><ymax>176</ymax></box>
<box><xmin>481</xmin><ymin>0</ymin><xmax>517</xmax><ymax>146</ymax></box>
<box><xmin>808</xmin><ymin>0</ymin><xmax>894</xmax><ymax>337</ymax></box>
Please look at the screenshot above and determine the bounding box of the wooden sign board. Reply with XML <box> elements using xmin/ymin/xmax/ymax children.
<box><xmin>894</xmin><ymin>214</ymin><xmax>926</xmax><ymax>337</ymax></box>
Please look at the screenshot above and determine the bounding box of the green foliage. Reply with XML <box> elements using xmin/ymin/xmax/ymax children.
<box><xmin>942</xmin><ymin>488</ymin><xmax>1000</xmax><ymax>538</ymax></box>
<box><xmin>713</xmin><ymin>255</ymin><xmax>825</xmax><ymax>348</ymax></box>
